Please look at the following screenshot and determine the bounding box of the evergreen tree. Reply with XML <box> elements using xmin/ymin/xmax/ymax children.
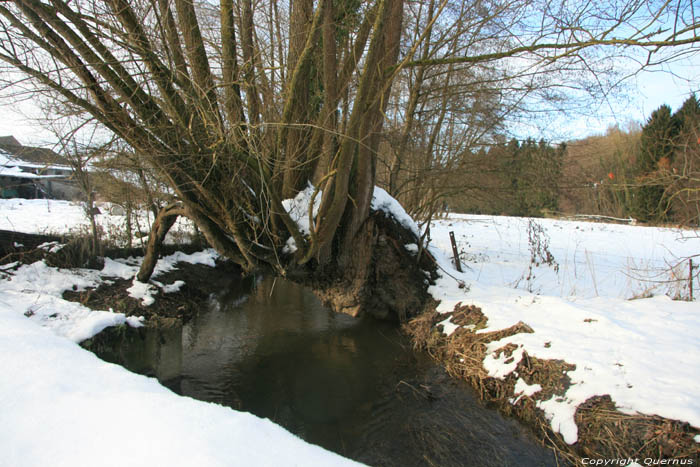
<box><xmin>494</xmin><ymin>138</ymin><xmax>563</xmax><ymax>217</ymax></box>
<box><xmin>632</xmin><ymin>105</ymin><xmax>677</xmax><ymax>221</ymax></box>
<box><xmin>673</xmin><ymin>94</ymin><xmax>700</xmax><ymax>136</ymax></box>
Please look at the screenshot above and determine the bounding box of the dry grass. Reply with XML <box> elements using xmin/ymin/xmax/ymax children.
<box><xmin>403</xmin><ymin>304</ymin><xmax>700</xmax><ymax>466</ymax></box>
<box><xmin>575</xmin><ymin>396</ymin><xmax>700</xmax><ymax>462</ymax></box>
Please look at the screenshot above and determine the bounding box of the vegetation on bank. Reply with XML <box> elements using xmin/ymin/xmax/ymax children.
<box><xmin>404</xmin><ymin>306</ymin><xmax>700</xmax><ymax>466</ymax></box>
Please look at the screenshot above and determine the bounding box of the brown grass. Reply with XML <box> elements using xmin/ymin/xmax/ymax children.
<box><xmin>403</xmin><ymin>304</ymin><xmax>700</xmax><ymax>466</ymax></box>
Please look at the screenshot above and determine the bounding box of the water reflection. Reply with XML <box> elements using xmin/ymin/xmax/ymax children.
<box><xmin>89</xmin><ymin>276</ymin><xmax>557</xmax><ymax>466</ymax></box>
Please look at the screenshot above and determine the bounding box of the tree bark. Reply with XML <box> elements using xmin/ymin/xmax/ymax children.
<box><xmin>309</xmin><ymin>209</ymin><xmax>436</xmax><ymax>321</ymax></box>
<box><xmin>136</xmin><ymin>203</ymin><xmax>183</xmax><ymax>282</ymax></box>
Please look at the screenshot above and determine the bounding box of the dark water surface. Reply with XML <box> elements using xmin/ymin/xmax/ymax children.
<box><xmin>89</xmin><ymin>276</ymin><xmax>557</xmax><ymax>466</ymax></box>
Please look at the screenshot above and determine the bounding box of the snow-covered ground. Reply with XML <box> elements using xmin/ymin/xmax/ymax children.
<box><xmin>1</xmin><ymin>197</ymin><xmax>699</xmax><ymax>463</ymax></box>
<box><xmin>0</xmin><ymin>198</ymin><xmax>195</xmax><ymax>246</ymax></box>
<box><xmin>427</xmin><ymin>214</ymin><xmax>700</xmax><ymax>446</ymax></box>
<box><xmin>431</xmin><ymin>214</ymin><xmax>698</xmax><ymax>300</ymax></box>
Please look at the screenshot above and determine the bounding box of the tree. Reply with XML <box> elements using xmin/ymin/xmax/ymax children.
<box><xmin>456</xmin><ymin>137</ymin><xmax>563</xmax><ymax>217</ymax></box>
<box><xmin>644</xmin><ymin>95</ymin><xmax>700</xmax><ymax>225</ymax></box>
<box><xmin>560</xmin><ymin>124</ymin><xmax>641</xmax><ymax>218</ymax></box>
<box><xmin>0</xmin><ymin>0</ymin><xmax>698</xmax><ymax>319</ymax></box>
<box><xmin>631</xmin><ymin>96</ymin><xmax>700</xmax><ymax>224</ymax></box>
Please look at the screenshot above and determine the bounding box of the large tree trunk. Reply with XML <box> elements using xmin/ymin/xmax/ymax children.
<box><xmin>307</xmin><ymin>209</ymin><xmax>437</xmax><ymax>321</ymax></box>
<box><xmin>1</xmin><ymin>0</ymin><xmax>424</xmax><ymax>320</ymax></box>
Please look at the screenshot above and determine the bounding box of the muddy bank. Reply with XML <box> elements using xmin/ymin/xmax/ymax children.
<box><xmin>64</xmin><ymin>257</ymin><xmax>245</xmax><ymax>325</ymax></box>
<box><xmin>403</xmin><ymin>305</ymin><xmax>700</xmax><ymax>465</ymax></box>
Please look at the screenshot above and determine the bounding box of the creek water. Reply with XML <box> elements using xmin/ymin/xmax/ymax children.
<box><xmin>88</xmin><ymin>276</ymin><xmax>557</xmax><ymax>466</ymax></box>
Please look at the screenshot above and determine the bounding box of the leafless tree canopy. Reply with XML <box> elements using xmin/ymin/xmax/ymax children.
<box><xmin>0</xmin><ymin>0</ymin><xmax>697</xmax><ymax>280</ymax></box>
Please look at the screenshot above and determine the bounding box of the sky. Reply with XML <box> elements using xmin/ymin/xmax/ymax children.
<box><xmin>576</xmin><ymin>54</ymin><xmax>699</xmax><ymax>137</ymax></box>
<box><xmin>0</xmin><ymin>53</ymin><xmax>697</xmax><ymax>147</ymax></box>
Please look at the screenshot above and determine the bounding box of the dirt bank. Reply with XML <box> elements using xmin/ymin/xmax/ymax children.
<box><xmin>403</xmin><ymin>304</ymin><xmax>700</xmax><ymax>466</ymax></box>
<box><xmin>63</xmin><ymin>256</ymin><xmax>243</xmax><ymax>326</ymax></box>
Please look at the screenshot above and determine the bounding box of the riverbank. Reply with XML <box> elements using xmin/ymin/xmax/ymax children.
<box><xmin>407</xmin><ymin>221</ymin><xmax>700</xmax><ymax>465</ymax></box>
<box><xmin>1</xmin><ymin>240</ymin><xmax>558</xmax><ymax>466</ymax></box>
<box><xmin>0</xmin><ymin>244</ymin><xmax>362</xmax><ymax>466</ymax></box>
<box><xmin>404</xmin><ymin>306</ymin><xmax>699</xmax><ymax>465</ymax></box>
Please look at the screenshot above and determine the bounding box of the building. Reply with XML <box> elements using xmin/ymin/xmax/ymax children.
<box><xmin>0</xmin><ymin>136</ymin><xmax>80</xmax><ymax>200</ymax></box>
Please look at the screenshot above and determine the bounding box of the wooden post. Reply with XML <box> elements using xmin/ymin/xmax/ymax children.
<box><xmin>449</xmin><ymin>231</ymin><xmax>462</xmax><ymax>272</ymax></box>
<box><xmin>690</xmin><ymin>259</ymin><xmax>694</xmax><ymax>302</ymax></box>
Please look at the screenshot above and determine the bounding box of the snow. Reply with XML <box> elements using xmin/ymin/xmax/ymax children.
<box><xmin>0</xmin><ymin>198</ymin><xmax>195</xmax><ymax>247</ymax></box>
<box><xmin>37</xmin><ymin>240</ymin><xmax>64</xmax><ymax>253</ymax></box>
<box><xmin>430</xmin><ymin>214</ymin><xmax>697</xmax><ymax>299</ymax></box>
<box><xmin>126</xmin><ymin>279</ymin><xmax>158</xmax><ymax>306</ymax></box>
<box><xmin>426</xmin><ymin>213</ymin><xmax>700</xmax><ymax>445</ymax></box>
<box><xmin>510</xmin><ymin>378</ymin><xmax>543</xmax><ymax>405</ymax></box>
<box><xmin>1</xmin><ymin>192</ymin><xmax>699</xmax><ymax>457</ymax></box>
<box><xmin>117</xmin><ymin>249</ymin><xmax>218</xmax><ymax>306</ymax></box>
<box><xmin>0</xmin><ymin>164</ymin><xmax>63</xmax><ymax>179</ymax></box>
<box><xmin>514</xmin><ymin>378</ymin><xmax>542</xmax><ymax>398</ymax></box>
<box><xmin>371</xmin><ymin>186</ymin><xmax>420</xmax><ymax>236</ymax></box>
<box><xmin>436</xmin><ymin>315</ymin><xmax>461</xmax><ymax>336</ymax></box>
<box><xmin>102</xmin><ymin>257</ymin><xmax>139</xmax><ymax>279</ymax></box>
<box><xmin>282</xmin><ymin>183</ymin><xmax>321</xmax><ymax>236</ymax></box>
<box><xmin>280</xmin><ymin>186</ymin><xmax>420</xmax><ymax>254</ymax></box>
<box><xmin>0</xmin><ymin>150</ymin><xmax>70</xmax><ymax>171</ymax></box>
<box><xmin>0</xmin><ymin>202</ymin><xmax>360</xmax><ymax>465</ymax></box>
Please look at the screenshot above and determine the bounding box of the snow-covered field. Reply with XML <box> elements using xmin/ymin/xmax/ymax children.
<box><xmin>431</xmin><ymin>214</ymin><xmax>698</xmax><ymax>300</ymax></box>
<box><xmin>427</xmin><ymin>214</ymin><xmax>700</xmax><ymax>446</ymax></box>
<box><xmin>0</xmin><ymin>198</ymin><xmax>195</xmax><ymax>246</ymax></box>
<box><xmin>1</xmin><ymin>197</ymin><xmax>699</xmax><ymax>464</ymax></box>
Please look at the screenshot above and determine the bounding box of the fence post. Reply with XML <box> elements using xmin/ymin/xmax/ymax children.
<box><xmin>449</xmin><ymin>231</ymin><xmax>462</xmax><ymax>272</ymax></box>
<box><xmin>690</xmin><ymin>259</ymin><xmax>694</xmax><ymax>302</ymax></box>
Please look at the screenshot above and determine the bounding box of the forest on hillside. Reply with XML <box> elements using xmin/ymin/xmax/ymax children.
<box><xmin>439</xmin><ymin>95</ymin><xmax>700</xmax><ymax>227</ymax></box>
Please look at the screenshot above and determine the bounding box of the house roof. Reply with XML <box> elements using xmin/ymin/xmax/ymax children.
<box><xmin>0</xmin><ymin>136</ymin><xmax>21</xmax><ymax>147</ymax></box>
<box><xmin>0</xmin><ymin>135</ymin><xmax>71</xmax><ymax>168</ymax></box>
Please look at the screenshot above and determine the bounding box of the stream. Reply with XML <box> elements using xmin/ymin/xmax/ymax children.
<box><xmin>87</xmin><ymin>276</ymin><xmax>558</xmax><ymax>466</ymax></box>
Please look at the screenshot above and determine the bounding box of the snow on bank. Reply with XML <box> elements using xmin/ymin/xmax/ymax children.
<box><xmin>0</xmin><ymin>249</ymin><xmax>359</xmax><ymax>466</ymax></box>
<box><xmin>426</xmin><ymin>215</ymin><xmax>700</xmax><ymax>445</ymax></box>
<box><xmin>0</xmin><ymin>308</ymin><xmax>359</xmax><ymax>466</ymax></box>
<box><xmin>0</xmin><ymin>259</ymin><xmax>135</xmax><ymax>342</ymax></box>
<box><xmin>0</xmin><ymin>249</ymin><xmax>219</xmax><ymax>342</ymax></box>
<box><xmin>280</xmin><ymin>185</ymin><xmax>419</xmax><ymax>253</ymax></box>
<box><xmin>429</xmin><ymin>272</ymin><xmax>700</xmax><ymax>444</ymax></box>
<box><xmin>371</xmin><ymin>187</ymin><xmax>420</xmax><ymax>236</ymax></box>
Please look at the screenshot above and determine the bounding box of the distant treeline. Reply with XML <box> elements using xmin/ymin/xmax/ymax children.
<box><xmin>449</xmin><ymin>95</ymin><xmax>700</xmax><ymax>226</ymax></box>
